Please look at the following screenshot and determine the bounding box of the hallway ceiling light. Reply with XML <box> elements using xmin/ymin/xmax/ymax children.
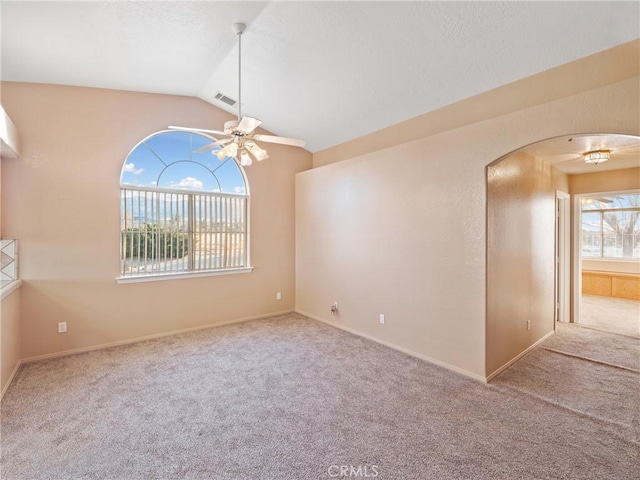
<box><xmin>583</xmin><ymin>149</ymin><xmax>610</xmax><ymax>165</ymax></box>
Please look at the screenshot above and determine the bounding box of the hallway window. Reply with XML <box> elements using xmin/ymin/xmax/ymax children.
<box><xmin>119</xmin><ymin>131</ymin><xmax>250</xmax><ymax>279</ymax></box>
<box><xmin>581</xmin><ymin>192</ymin><xmax>640</xmax><ymax>259</ymax></box>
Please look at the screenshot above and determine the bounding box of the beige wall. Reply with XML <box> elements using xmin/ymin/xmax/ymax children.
<box><xmin>297</xmin><ymin>76</ymin><xmax>640</xmax><ymax>379</ymax></box>
<box><xmin>1</xmin><ymin>287</ymin><xmax>21</xmax><ymax>395</ymax></box>
<box><xmin>297</xmin><ymin>139</ymin><xmax>488</xmax><ymax>379</ymax></box>
<box><xmin>1</xmin><ymin>82</ymin><xmax>312</xmax><ymax>360</ymax></box>
<box><xmin>486</xmin><ymin>153</ymin><xmax>568</xmax><ymax>376</ymax></box>
<box><xmin>569</xmin><ymin>167</ymin><xmax>640</xmax><ymax>194</ymax></box>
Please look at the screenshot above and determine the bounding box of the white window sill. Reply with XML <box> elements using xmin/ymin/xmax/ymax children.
<box><xmin>1</xmin><ymin>279</ymin><xmax>23</xmax><ymax>301</ymax></box>
<box><xmin>116</xmin><ymin>267</ymin><xmax>253</xmax><ymax>284</ymax></box>
<box><xmin>582</xmin><ymin>257</ymin><xmax>639</xmax><ymax>263</ymax></box>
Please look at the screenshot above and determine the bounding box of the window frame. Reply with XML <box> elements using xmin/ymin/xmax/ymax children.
<box><xmin>579</xmin><ymin>189</ymin><xmax>640</xmax><ymax>261</ymax></box>
<box><xmin>117</xmin><ymin>130</ymin><xmax>252</xmax><ymax>283</ymax></box>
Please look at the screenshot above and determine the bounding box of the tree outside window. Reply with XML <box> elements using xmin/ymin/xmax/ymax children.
<box><xmin>581</xmin><ymin>192</ymin><xmax>640</xmax><ymax>259</ymax></box>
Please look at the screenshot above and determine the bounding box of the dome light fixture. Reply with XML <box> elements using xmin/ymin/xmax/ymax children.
<box><xmin>583</xmin><ymin>149</ymin><xmax>610</xmax><ymax>165</ymax></box>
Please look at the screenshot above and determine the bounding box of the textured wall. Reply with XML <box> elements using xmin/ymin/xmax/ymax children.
<box><xmin>1</xmin><ymin>83</ymin><xmax>312</xmax><ymax>359</ymax></box>
<box><xmin>297</xmin><ymin>76</ymin><xmax>639</xmax><ymax>379</ymax></box>
<box><xmin>486</xmin><ymin>153</ymin><xmax>568</xmax><ymax>376</ymax></box>
<box><xmin>297</xmin><ymin>131</ymin><xmax>488</xmax><ymax>379</ymax></box>
<box><xmin>569</xmin><ymin>167</ymin><xmax>640</xmax><ymax>194</ymax></box>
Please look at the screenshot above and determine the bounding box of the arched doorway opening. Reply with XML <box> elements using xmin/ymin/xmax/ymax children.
<box><xmin>486</xmin><ymin>133</ymin><xmax>640</xmax><ymax>379</ymax></box>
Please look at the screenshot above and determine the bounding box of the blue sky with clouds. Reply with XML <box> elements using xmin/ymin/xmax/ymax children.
<box><xmin>120</xmin><ymin>131</ymin><xmax>246</xmax><ymax>194</ymax></box>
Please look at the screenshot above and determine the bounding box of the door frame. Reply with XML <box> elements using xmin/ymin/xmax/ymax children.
<box><xmin>572</xmin><ymin>193</ymin><xmax>583</xmax><ymax>325</ymax></box>
<box><xmin>555</xmin><ymin>191</ymin><xmax>571</xmax><ymax>328</ymax></box>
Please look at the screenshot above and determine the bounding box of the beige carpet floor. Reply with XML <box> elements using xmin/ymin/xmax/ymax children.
<box><xmin>492</xmin><ymin>323</ymin><xmax>639</xmax><ymax>432</ymax></box>
<box><xmin>1</xmin><ymin>313</ymin><xmax>638</xmax><ymax>479</ymax></box>
<box><xmin>579</xmin><ymin>294</ymin><xmax>640</xmax><ymax>338</ymax></box>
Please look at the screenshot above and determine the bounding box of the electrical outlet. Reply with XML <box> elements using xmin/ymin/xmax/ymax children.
<box><xmin>276</xmin><ymin>292</ymin><xmax>282</xmax><ymax>300</ymax></box>
<box><xmin>58</xmin><ymin>322</ymin><xmax>67</xmax><ymax>334</ymax></box>
<box><xmin>379</xmin><ymin>314</ymin><xmax>385</xmax><ymax>324</ymax></box>
<box><xmin>527</xmin><ymin>320</ymin><xmax>531</xmax><ymax>331</ymax></box>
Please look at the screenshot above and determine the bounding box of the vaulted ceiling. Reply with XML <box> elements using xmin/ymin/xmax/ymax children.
<box><xmin>2</xmin><ymin>1</ymin><xmax>639</xmax><ymax>153</ymax></box>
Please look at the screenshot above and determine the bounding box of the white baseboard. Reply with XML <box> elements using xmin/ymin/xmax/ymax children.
<box><xmin>485</xmin><ymin>329</ymin><xmax>555</xmax><ymax>382</ymax></box>
<box><xmin>1</xmin><ymin>360</ymin><xmax>22</xmax><ymax>401</ymax></box>
<box><xmin>296</xmin><ymin>309</ymin><xmax>487</xmax><ymax>383</ymax></box>
<box><xmin>21</xmin><ymin>309</ymin><xmax>295</xmax><ymax>364</ymax></box>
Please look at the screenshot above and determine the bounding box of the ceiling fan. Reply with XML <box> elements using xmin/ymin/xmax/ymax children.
<box><xmin>583</xmin><ymin>196</ymin><xmax>615</xmax><ymax>204</ymax></box>
<box><xmin>169</xmin><ymin>23</ymin><xmax>305</xmax><ymax>166</ymax></box>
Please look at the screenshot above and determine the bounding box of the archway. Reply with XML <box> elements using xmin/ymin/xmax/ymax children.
<box><xmin>486</xmin><ymin>133</ymin><xmax>640</xmax><ymax>378</ymax></box>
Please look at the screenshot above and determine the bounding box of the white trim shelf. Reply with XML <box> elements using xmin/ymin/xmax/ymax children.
<box><xmin>1</xmin><ymin>279</ymin><xmax>22</xmax><ymax>301</ymax></box>
<box><xmin>117</xmin><ymin>267</ymin><xmax>253</xmax><ymax>284</ymax></box>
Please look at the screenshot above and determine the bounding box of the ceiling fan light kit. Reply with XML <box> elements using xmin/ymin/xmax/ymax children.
<box><xmin>245</xmin><ymin>140</ymin><xmax>269</xmax><ymax>161</ymax></box>
<box><xmin>583</xmin><ymin>149</ymin><xmax>610</xmax><ymax>165</ymax></box>
<box><xmin>168</xmin><ymin>22</ymin><xmax>305</xmax><ymax>167</ymax></box>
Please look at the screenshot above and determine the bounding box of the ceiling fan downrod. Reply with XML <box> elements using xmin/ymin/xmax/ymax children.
<box><xmin>233</xmin><ymin>23</ymin><xmax>246</xmax><ymax>123</ymax></box>
<box><xmin>167</xmin><ymin>21</ymin><xmax>305</xmax><ymax>166</ymax></box>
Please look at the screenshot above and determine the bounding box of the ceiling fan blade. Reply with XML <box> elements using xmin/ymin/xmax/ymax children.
<box><xmin>193</xmin><ymin>138</ymin><xmax>232</xmax><ymax>153</ymax></box>
<box><xmin>253</xmin><ymin>134</ymin><xmax>306</xmax><ymax>148</ymax></box>
<box><xmin>237</xmin><ymin>116</ymin><xmax>262</xmax><ymax>134</ymax></box>
<box><xmin>168</xmin><ymin>125</ymin><xmax>229</xmax><ymax>136</ymax></box>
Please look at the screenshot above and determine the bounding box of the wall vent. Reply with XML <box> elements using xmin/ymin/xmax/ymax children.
<box><xmin>214</xmin><ymin>92</ymin><xmax>237</xmax><ymax>107</ymax></box>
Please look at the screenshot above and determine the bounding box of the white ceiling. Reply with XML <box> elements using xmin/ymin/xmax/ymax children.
<box><xmin>520</xmin><ymin>134</ymin><xmax>640</xmax><ymax>174</ymax></box>
<box><xmin>2</xmin><ymin>1</ymin><xmax>639</xmax><ymax>153</ymax></box>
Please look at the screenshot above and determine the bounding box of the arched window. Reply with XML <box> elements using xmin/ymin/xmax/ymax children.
<box><xmin>119</xmin><ymin>131</ymin><xmax>250</xmax><ymax>280</ymax></box>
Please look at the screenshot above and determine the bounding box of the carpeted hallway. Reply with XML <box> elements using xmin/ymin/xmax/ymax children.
<box><xmin>579</xmin><ymin>294</ymin><xmax>640</xmax><ymax>338</ymax></box>
<box><xmin>1</xmin><ymin>314</ymin><xmax>638</xmax><ymax>479</ymax></box>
